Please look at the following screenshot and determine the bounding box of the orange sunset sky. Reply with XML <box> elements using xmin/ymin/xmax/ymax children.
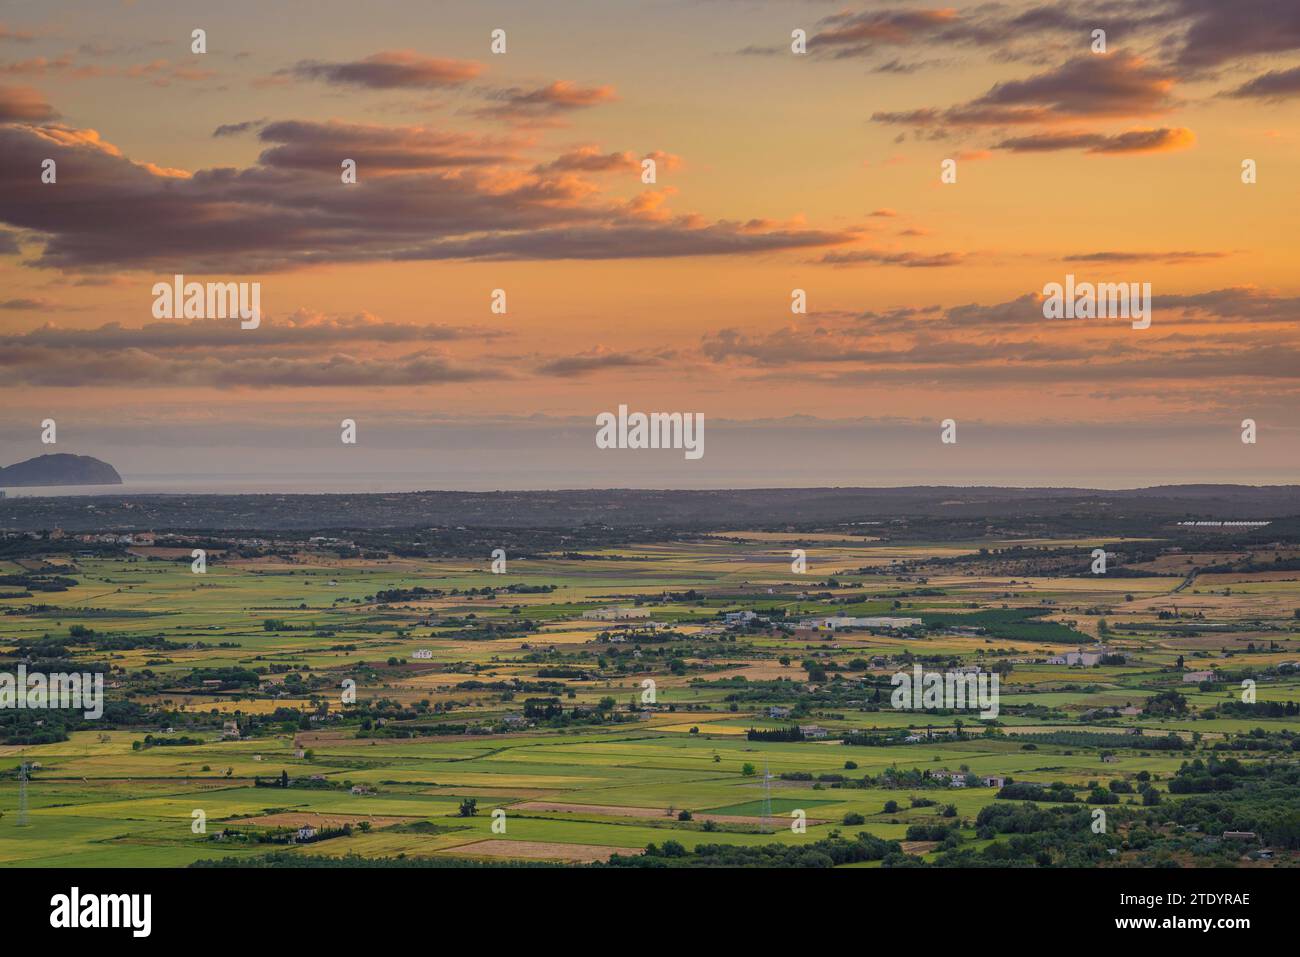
<box><xmin>1</xmin><ymin>0</ymin><xmax>1298</xmax><ymax>490</ymax></box>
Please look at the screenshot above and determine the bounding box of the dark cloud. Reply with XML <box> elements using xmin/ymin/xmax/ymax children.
<box><xmin>0</xmin><ymin>114</ymin><xmax>850</xmax><ymax>271</ymax></box>
<box><xmin>1223</xmin><ymin>65</ymin><xmax>1300</xmax><ymax>100</ymax></box>
<box><xmin>817</xmin><ymin>248</ymin><xmax>963</xmax><ymax>267</ymax></box>
<box><xmin>994</xmin><ymin>127</ymin><xmax>1194</xmax><ymax>153</ymax></box>
<box><xmin>1157</xmin><ymin>286</ymin><xmax>1300</xmax><ymax>323</ymax></box>
<box><xmin>760</xmin><ymin>347</ymin><xmax>1300</xmax><ymax>387</ymax></box>
<box><xmin>747</xmin><ymin>1</ymin><xmax>1297</xmax><ymax>83</ymax></box>
<box><xmin>536</xmin><ymin>349</ymin><xmax>669</xmax><ymax>377</ymax></box>
<box><xmin>472</xmin><ymin>81</ymin><xmax>617</xmax><ymax>125</ymax></box>
<box><xmin>993</xmin><ymin>131</ymin><xmax>1110</xmax><ymax>151</ymax></box>
<box><xmin>281</xmin><ymin>50</ymin><xmax>483</xmax><ymax>89</ymax></box>
<box><xmin>788</xmin><ymin>3</ymin><xmax>1177</xmax><ymax>66</ymax></box>
<box><xmin>699</xmin><ymin>324</ymin><xmax>1102</xmax><ymax>368</ymax></box>
<box><xmin>390</xmin><ymin>221</ymin><xmax>854</xmax><ymax>262</ymax></box>
<box><xmin>213</xmin><ymin>118</ymin><xmax>267</xmax><ymax>137</ymax></box>
<box><xmin>698</xmin><ymin>284</ymin><xmax>1300</xmax><ymax>380</ymax></box>
<box><xmin>696</xmin><ymin>285</ymin><xmax>1300</xmax><ymax>389</ymax></box>
<box><xmin>533</xmin><ymin>146</ymin><xmax>637</xmax><ymax>174</ymax></box>
<box><xmin>0</xmin><ymin>344</ymin><xmax>499</xmax><ymax>389</ymax></box>
<box><xmin>874</xmin><ymin>53</ymin><xmax>1176</xmax><ymax>128</ymax></box>
<box><xmin>871</xmin><ymin>107</ymin><xmax>943</xmax><ymax>126</ymax></box>
<box><xmin>1064</xmin><ymin>250</ymin><xmax>1229</xmax><ymax>264</ymax></box>
<box><xmin>254</xmin><ymin>120</ymin><xmax>518</xmax><ymax>173</ymax></box>
<box><xmin>0</xmin><ymin>84</ymin><xmax>56</xmax><ymax>121</ymax></box>
<box><xmin>872</xmin><ymin>58</ymin><xmax>943</xmax><ymax>74</ymax></box>
<box><xmin>1</xmin><ymin>314</ymin><xmax>500</xmax><ymax>349</ymax></box>
<box><xmin>969</xmin><ymin>53</ymin><xmax>1175</xmax><ymax>119</ymax></box>
<box><xmin>0</xmin><ymin>315</ymin><xmax>507</xmax><ymax>389</ymax></box>
<box><xmin>1174</xmin><ymin>0</ymin><xmax>1300</xmax><ymax>71</ymax></box>
<box><xmin>943</xmin><ymin>293</ymin><xmax>1052</xmax><ymax>329</ymax></box>
<box><xmin>1064</xmin><ymin>126</ymin><xmax>1195</xmax><ymax>153</ymax></box>
<box><xmin>1003</xmin><ymin>5</ymin><xmax>1105</xmax><ymax>34</ymax></box>
<box><xmin>809</xmin><ymin>9</ymin><xmax>980</xmax><ymax>59</ymax></box>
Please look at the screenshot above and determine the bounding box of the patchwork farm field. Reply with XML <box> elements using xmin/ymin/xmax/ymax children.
<box><xmin>2</xmin><ymin>525</ymin><xmax>1299</xmax><ymax>868</ymax></box>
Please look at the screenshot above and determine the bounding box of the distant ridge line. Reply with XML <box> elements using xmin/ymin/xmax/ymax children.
<box><xmin>4</xmin><ymin>484</ymin><xmax>1300</xmax><ymax>533</ymax></box>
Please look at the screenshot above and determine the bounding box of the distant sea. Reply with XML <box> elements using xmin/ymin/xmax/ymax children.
<box><xmin>2</xmin><ymin>473</ymin><xmax>481</xmax><ymax>497</ymax></box>
<box><xmin>6</xmin><ymin>467</ymin><xmax>1300</xmax><ymax>498</ymax></box>
<box><xmin>3</xmin><ymin>469</ymin><xmax>809</xmax><ymax>496</ymax></box>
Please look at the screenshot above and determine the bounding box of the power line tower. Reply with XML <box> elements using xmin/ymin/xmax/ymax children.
<box><xmin>760</xmin><ymin>759</ymin><xmax>772</xmax><ymax>835</ymax></box>
<box><xmin>17</xmin><ymin>762</ymin><xmax>30</xmax><ymax>827</ymax></box>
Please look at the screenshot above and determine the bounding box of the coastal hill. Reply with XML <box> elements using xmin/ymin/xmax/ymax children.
<box><xmin>0</xmin><ymin>453</ymin><xmax>123</xmax><ymax>487</ymax></box>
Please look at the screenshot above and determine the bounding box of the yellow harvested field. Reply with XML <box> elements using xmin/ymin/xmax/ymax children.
<box><xmin>226</xmin><ymin>812</ymin><xmax>413</xmax><ymax>829</ymax></box>
<box><xmin>900</xmin><ymin>841</ymin><xmax>939</xmax><ymax>855</ymax></box>
<box><xmin>654</xmin><ymin>721</ymin><xmax>749</xmax><ymax>735</ymax></box>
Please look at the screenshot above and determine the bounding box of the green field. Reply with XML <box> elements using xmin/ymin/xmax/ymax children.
<box><xmin>1</xmin><ymin>530</ymin><xmax>1298</xmax><ymax>868</ymax></box>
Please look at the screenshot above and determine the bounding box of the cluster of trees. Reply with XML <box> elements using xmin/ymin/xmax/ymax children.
<box><xmin>1219</xmin><ymin>700</ymin><xmax>1300</xmax><ymax>719</ymax></box>
<box><xmin>602</xmin><ymin>833</ymin><xmax>906</xmax><ymax>868</ymax></box>
<box><xmin>358</xmin><ymin>721</ymin><xmax>471</xmax><ymax>739</ymax></box>
<box><xmin>0</xmin><ymin>573</ymin><xmax>77</xmax><ymax>593</ymax></box>
<box><xmin>1166</xmin><ymin>757</ymin><xmax>1255</xmax><ymax>794</ymax></box>
<box><xmin>906</xmin><ymin>823</ymin><xmax>958</xmax><ymax>842</ymax></box>
<box><xmin>1162</xmin><ymin>761</ymin><xmax>1300</xmax><ymax>849</ymax></box>
<box><xmin>372</xmin><ymin>586</ymin><xmax>445</xmax><ymax>602</ymax></box>
<box><xmin>1211</xmin><ymin>728</ymin><xmax>1300</xmax><ymax>752</ymax></box>
<box><xmin>180</xmin><ymin>667</ymin><xmax>260</xmax><ymax>690</ymax></box>
<box><xmin>1143</xmin><ymin>690</ymin><xmax>1189</xmax><ymax>716</ymax></box>
<box><xmin>1021</xmin><ymin>730</ymin><xmax>1187</xmax><ymax>751</ymax></box>
<box><xmin>779</xmin><ymin>771</ymin><xmax>852</xmax><ymax>784</ymax></box>
<box><xmin>996</xmin><ymin>781</ymin><xmax>1077</xmax><ymax>803</ymax></box>
<box><xmin>940</xmin><ymin>761</ymin><xmax>1300</xmax><ymax>867</ymax></box>
<box><xmin>134</xmin><ymin>734</ymin><xmax>204</xmax><ymax>749</ymax></box>
<box><xmin>512</xmin><ymin>695</ymin><xmax>631</xmax><ymax>729</ymax></box>
<box><xmin>842</xmin><ymin>731</ymin><xmax>911</xmax><ymax>747</ymax></box>
<box><xmin>746</xmin><ymin>726</ymin><xmax>803</xmax><ymax>742</ymax></box>
<box><xmin>252</xmin><ymin>823</ymin><xmax>355</xmax><ymax>845</ymax></box>
<box><xmin>253</xmin><ymin>770</ymin><xmax>293</xmax><ymax>788</ymax></box>
<box><xmin>535</xmin><ymin>668</ymin><xmax>590</xmax><ymax>680</ymax></box>
<box><xmin>0</xmin><ymin>698</ymin><xmax>147</xmax><ymax>745</ymax></box>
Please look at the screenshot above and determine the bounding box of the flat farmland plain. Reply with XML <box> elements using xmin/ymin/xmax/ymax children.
<box><xmin>1</xmin><ymin>529</ymin><xmax>1298</xmax><ymax>867</ymax></box>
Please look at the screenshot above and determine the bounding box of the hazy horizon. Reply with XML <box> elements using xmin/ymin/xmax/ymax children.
<box><xmin>5</xmin><ymin>412</ymin><xmax>1300</xmax><ymax>493</ymax></box>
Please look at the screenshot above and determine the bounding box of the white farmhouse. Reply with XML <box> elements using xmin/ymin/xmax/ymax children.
<box><xmin>804</xmin><ymin>616</ymin><xmax>922</xmax><ymax>632</ymax></box>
